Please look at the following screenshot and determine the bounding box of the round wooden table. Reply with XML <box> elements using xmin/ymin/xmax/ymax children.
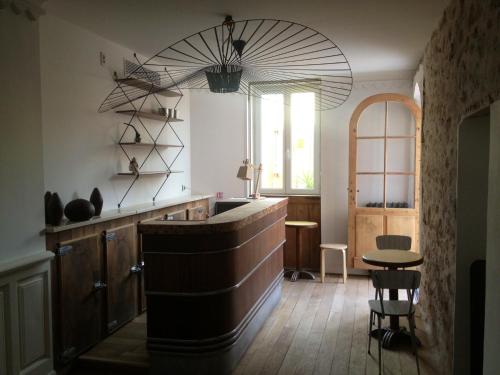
<box><xmin>284</xmin><ymin>221</ymin><xmax>318</xmax><ymax>282</ymax></box>
<box><xmin>362</xmin><ymin>250</ymin><xmax>423</xmax><ymax>349</ymax></box>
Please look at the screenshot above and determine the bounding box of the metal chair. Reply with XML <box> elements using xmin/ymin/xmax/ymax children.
<box><xmin>376</xmin><ymin>235</ymin><xmax>412</xmax><ymax>250</ymax></box>
<box><xmin>368</xmin><ymin>270</ymin><xmax>421</xmax><ymax>375</ymax></box>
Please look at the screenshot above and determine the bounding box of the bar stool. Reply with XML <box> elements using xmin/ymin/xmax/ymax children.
<box><xmin>320</xmin><ymin>243</ymin><xmax>347</xmax><ymax>283</ymax></box>
<box><xmin>284</xmin><ymin>221</ymin><xmax>318</xmax><ymax>282</ymax></box>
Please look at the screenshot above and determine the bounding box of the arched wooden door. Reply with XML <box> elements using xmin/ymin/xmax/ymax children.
<box><xmin>347</xmin><ymin>93</ymin><xmax>422</xmax><ymax>269</ymax></box>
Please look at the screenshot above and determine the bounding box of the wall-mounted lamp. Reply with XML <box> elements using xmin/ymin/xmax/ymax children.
<box><xmin>237</xmin><ymin>159</ymin><xmax>263</xmax><ymax>199</ymax></box>
<box><xmin>122</xmin><ymin>122</ymin><xmax>141</xmax><ymax>143</ymax></box>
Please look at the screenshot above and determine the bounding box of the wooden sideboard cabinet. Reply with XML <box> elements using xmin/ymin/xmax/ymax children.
<box><xmin>45</xmin><ymin>196</ymin><xmax>211</xmax><ymax>367</ymax></box>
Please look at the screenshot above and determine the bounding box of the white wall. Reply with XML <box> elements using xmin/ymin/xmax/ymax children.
<box><xmin>0</xmin><ymin>9</ymin><xmax>54</xmax><ymax>375</ymax></box>
<box><xmin>483</xmin><ymin>100</ymin><xmax>500</xmax><ymax>375</ymax></box>
<box><xmin>0</xmin><ymin>9</ymin><xmax>45</xmax><ymax>264</ymax></box>
<box><xmin>190</xmin><ymin>79</ymin><xmax>412</xmax><ymax>272</ymax></box>
<box><xmin>190</xmin><ymin>91</ymin><xmax>247</xmax><ymax>198</ymax></box>
<box><xmin>40</xmin><ymin>15</ymin><xmax>191</xmax><ymax>211</ymax></box>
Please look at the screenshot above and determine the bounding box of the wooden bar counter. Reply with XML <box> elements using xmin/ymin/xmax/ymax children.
<box><xmin>138</xmin><ymin>197</ymin><xmax>288</xmax><ymax>374</ymax></box>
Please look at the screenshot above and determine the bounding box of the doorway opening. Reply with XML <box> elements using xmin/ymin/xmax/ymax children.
<box><xmin>454</xmin><ymin>108</ymin><xmax>490</xmax><ymax>375</ymax></box>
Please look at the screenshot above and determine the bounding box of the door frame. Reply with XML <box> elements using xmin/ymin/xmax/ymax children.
<box><xmin>347</xmin><ymin>93</ymin><xmax>422</xmax><ymax>268</ymax></box>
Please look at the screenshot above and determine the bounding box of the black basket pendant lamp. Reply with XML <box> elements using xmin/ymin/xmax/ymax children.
<box><xmin>98</xmin><ymin>16</ymin><xmax>353</xmax><ymax>112</ymax></box>
<box><xmin>205</xmin><ymin>16</ymin><xmax>244</xmax><ymax>93</ymax></box>
<box><xmin>205</xmin><ymin>64</ymin><xmax>243</xmax><ymax>93</ymax></box>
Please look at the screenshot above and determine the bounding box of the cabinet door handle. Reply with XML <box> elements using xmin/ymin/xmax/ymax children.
<box><xmin>108</xmin><ymin>320</ymin><xmax>119</xmax><ymax>331</ymax></box>
<box><xmin>104</xmin><ymin>232</ymin><xmax>116</xmax><ymax>241</ymax></box>
<box><xmin>59</xmin><ymin>346</ymin><xmax>76</xmax><ymax>363</ymax></box>
<box><xmin>56</xmin><ymin>245</ymin><xmax>73</xmax><ymax>256</ymax></box>
<box><xmin>93</xmin><ymin>281</ymin><xmax>107</xmax><ymax>291</ymax></box>
<box><xmin>130</xmin><ymin>264</ymin><xmax>143</xmax><ymax>274</ymax></box>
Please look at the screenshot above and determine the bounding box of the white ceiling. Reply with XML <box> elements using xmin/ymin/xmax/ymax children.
<box><xmin>46</xmin><ymin>0</ymin><xmax>448</xmax><ymax>80</ymax></box>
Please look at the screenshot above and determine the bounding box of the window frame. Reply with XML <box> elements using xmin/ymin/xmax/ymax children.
<box><xmin>249</xmin><ymin>82</ymin><xmax>321</xmax><ymax>196</ymax></box>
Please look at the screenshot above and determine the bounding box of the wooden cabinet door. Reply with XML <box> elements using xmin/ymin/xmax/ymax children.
<box><xmin>354</xmin><ymin>215</ymin><xmax>384</xmax><ymax>269</ymax></box>
<box><xmin>137</xmin><ymin>216</ymin><xmax>162</xmax><ymax>313</ymax></box>
<box><xmin>386</xmin><ymin>215</ymin><xmax>417</xmax><ymax>251</ymax></box>
<box><xmin>56</xmin><ymin>234</ymin><xmax>104</xmax><ymax>363</ymax></box>
<box><xmin>103</xmin><ymin>224</ymin><xmax>139</xmax><ymax>332</ymax></box>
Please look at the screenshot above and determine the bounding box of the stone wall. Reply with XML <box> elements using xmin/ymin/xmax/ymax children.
<box><xmin>420</xmin><ymin>0</ymin><xmax>500</xmax><ymax>372</ymax></box>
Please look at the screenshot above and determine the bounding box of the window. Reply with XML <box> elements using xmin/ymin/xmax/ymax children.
<box><xmin>251</xmin><ymin>84</ymin><xmax>320</xmax><ymax>195</ymax></box>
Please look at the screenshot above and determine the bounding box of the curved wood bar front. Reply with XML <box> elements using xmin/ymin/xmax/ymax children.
<box><xmin>138</xmin><ymin>198</ymin><xmax>287</xmax><ymax>374</ymax></box>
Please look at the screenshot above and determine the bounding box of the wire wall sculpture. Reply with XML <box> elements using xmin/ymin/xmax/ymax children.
<box><xmin>99</xmin><ymin>17</ymin><xmax>352</xmax><ymax>113</ymax></box>
<box><xmin>99</xmin><ymin>17</ymin><xmax>352</xmax><ymax>207</ymax></box>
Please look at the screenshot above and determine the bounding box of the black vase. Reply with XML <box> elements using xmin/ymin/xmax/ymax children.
<box><xmin>64</xmin><ymin>199</ymin><xmax>95</xmax><ymax>222</ymax></box>
<box><xmin>46</xmin><ymin>193</ymin><xmax>64</xmax><ymax>226</ymax></box>
<box><xmin>44</xmin><ymin>191</ymin><xmax>52</xmax><ymax>224</ymax></box>
<box><xmin>90</xmin><ymin>187</ymin><xmax>103</xmax><ymax>216</ymax></box>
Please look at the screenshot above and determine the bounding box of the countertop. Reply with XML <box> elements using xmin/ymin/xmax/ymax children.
<box><xmin>138</xmin><ymin>197</ymin><xmax>288</xmax><ymax>234</ymax></box>
<box><xmin>45</xmin><ymin>194</ymin><xmax>213</xmax><ymax>233</ymax></box>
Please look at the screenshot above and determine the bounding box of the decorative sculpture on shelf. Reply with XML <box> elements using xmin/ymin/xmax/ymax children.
<box><xmin>129</xmin><ymin>157</ymin><xmax>140</xmax><ymax>176</ymax></box>
<box><xmin>90</xmin><ymin>187</ymin><xmax>103</xmax><ymax>216</ymax></box>
<box><xmin>45</xmin><ymin>192</ymin><xmax>64</xmax><ymax>226</ymax></box>
<box><xmin>64</xmin><ymin>199</ymin><xmax>95</xmax><ymax>222</ymax></box>
<box><xmin>123</xmin><ymin>123</ymin><xmax>141</xmax><ymax>143</ymax></box>
<box><xmin>44</xmin><ymin>191</ymin><xmax>52</xmax><ymax>224</ymax></box>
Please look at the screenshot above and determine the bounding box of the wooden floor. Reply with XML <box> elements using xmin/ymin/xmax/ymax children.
<box><xmin>73</xmin><ymin>275</ymin><xmax>435</xmax><ymax>375</ymax></box>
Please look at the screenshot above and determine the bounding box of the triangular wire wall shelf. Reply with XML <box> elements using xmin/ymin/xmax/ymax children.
<box><xmin>108</xmin><ymin>57</ymin><xmax>185</xmax><ymax>208</ymax></box>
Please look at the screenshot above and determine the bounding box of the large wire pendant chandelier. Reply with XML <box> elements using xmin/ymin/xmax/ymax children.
<box><xmin>98</xmin><ymin>16</ymin><xmax>352</xmax><ymax>112</ymax></box>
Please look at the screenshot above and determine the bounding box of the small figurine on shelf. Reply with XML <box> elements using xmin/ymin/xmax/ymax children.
<box><xmin>129</xmin><ymin>157</ymin><xmax>140</xmax><ymax>176</ymax></box>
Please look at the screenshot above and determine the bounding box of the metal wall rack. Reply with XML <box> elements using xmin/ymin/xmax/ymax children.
<box><xmin>102</xmin><ymin>54</ymin><xmax>185</xmax><ymax>208</ymax></box>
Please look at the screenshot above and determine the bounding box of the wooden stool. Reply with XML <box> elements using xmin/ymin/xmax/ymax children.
<box><xmin>320</xmin><ymin>244</ymin><xmax>347</xmax><ymax>283</ymax></box>
<box><xmin>284</xmin><ymin>221</ymin><xmax>318</xmax><ymax>282</ymax></box>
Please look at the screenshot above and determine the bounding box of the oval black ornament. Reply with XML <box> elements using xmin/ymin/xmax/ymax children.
<box><xmin>64</xmin><ymin>199</ymin><xmax>95</xmax><ymax>222</ymax></box>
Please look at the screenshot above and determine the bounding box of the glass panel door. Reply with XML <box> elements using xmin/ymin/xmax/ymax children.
<box><xmin>386</xmin><ymin>175</ymin><xmax>415</xmax><ymax>208</ymax></box>
<box><xmin>357</xmin><ymin>175</ymin><xmax>384</xmax><ymax>207</ymax></box>
<box><xmin>356</xmin><ymin>100</ymin><xmax>417</xmax><ymax>209</ymax></box>
<box><xmin>357</xmin><ymin>139</ymin><xmax>385</xmax><ymax>173</ymax></box>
